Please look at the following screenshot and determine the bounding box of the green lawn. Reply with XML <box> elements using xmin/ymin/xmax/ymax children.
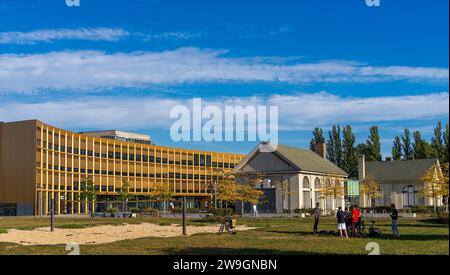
<box><xmin>0</xmin><ymin>216</ymin><xmax>448</xmax><ymax>255</ymax></box>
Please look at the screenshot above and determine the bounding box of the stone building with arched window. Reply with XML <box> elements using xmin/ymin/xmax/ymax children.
<box><xmin>231</xmin><ymin>142</ymin><xmax>348</xmax><ymax>213</ymax></box>
<box><xmin>358</xmin><ymin>155</ymin><xmax>444</xmax><ymax>209</ymax></box>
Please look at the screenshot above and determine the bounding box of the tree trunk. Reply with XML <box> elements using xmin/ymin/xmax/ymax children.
<box><xmin>434</xmin><ymin>197</ymin><xmax>437</xmax><ymax>214</ymax></box>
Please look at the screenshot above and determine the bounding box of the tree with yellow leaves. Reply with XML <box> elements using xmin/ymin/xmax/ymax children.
<box><xmin>207</xmin><ymin>169</ymin><xmax>263</xmax><ymax>211</ymax></box>
<box><xmin>441</xmin><ymin>163</ymin><xmax>449</xmax><ymax>211</ymax></box>
<box><xmin>319</xmin><ymin>178</ymin><xmax>345</xmax><ymax>210</ymax></box>
<box><xmin>419</xmin><ymin>163</ymin><xmax>447</xmax><ymax>213</ymax></box>
<box><xmin>359</xmin><ymin>173</ymin><xmax>382</xmax><ymax>208</ymax></box>
<box><xmin>149</xmin><ymin>179</ymin><xmax>176</xmax><ymax>211</ymax></box>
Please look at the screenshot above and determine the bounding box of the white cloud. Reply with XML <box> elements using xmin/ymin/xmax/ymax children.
<box><xmin>141</xmin><ymin>31</ymin><xmax>202</xmax><ymax>41</ymax></box>
<box><xmin>0</xmin><ymin>28</ymin><xmax>130</xmax><ymax>44</ymax></box>
<box><xmin>0</xmin><ymin>48</ymin><xmax>448</xmax><ymax>93</ymax></box>
<box><xmin>0</xmin><ymin>92</ymin><xmax>447</xmax><ymax>131</ymax></box>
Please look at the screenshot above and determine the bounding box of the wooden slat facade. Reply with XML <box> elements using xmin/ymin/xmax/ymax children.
<box><xmin>0</xmin><ymin>120</ymin><xmax>244</xmax><ymax>215</ymax></box>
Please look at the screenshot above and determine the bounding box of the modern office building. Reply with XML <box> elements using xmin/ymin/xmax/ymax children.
<box><xmin>0</xmin><ymin>120</ymin><xmax>244</xmax><ymax>216</ymax></box>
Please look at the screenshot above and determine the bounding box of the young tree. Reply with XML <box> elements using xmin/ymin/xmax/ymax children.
<box><xmin>149</xmin><ymin>180</ymin><xmax>176</xmax><ymax>211</ymax></box>
<box><xmin>80</xmin><ymin>177</ymin><xmax>97</xmax><ymax>214</ymax></box>
<box><xmin>444</xmin><ymin>123</ymin><xmax>449</xmax><ymax>163</ymax></box>
<box><xmin>327</xmin><ymin>125</ymin><xmax>342</xmax><ymax>167</ymax></box>
<box><xmin>309</xmin><ymin>127</ymin><xmax>325</xmax><ymax>150</ymax></box>
<box><xmin>342</xmin><ymin>125</ymin><xmax>358</xmax><ymax>177</ymax></box>
<box><xmin>401</xmin><ymin>128</ymin><xmax>414</xmax><ymax>160</ymax></box>
<box><xmin>319</xmin><ymin>179</ymin><xmax>345</xmax><ymax>210</ymax></box>
<box><xmin>366</xmin><ymin>126</ymin><xmax>382</xmax><ymax>161</ymax></box>
<box><xmin>419</xmin><ymin>163</ymin><xmax>447</xmax><ymax>213</ymax></box>
<box><xmin>431</xmin><ymin>121</ymin><xmax>445</xmax><ymax>162</ymax></box>
<box><xmin>392</xmin><ymin>136</ymin><xmax>402</xmax><ymax>160</ymax></box>
<box><xmin>413</xmin><ymin>131</ymin><xmax>435</xmax><ymax>159</ymax></box>
<box><xmin>118</xmin><ymin>180</ymin><xmax>134</xmax><ymax>212</ymax></box>
<box><xmin>359</xmin><ymin>173</ymin><xmax>382</xmax><ymax>208</ymax></box>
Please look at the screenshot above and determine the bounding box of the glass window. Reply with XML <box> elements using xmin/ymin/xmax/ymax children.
<box><xmin>200</xmin><ymin>155</ymin><xmax>205</xmax><ymax>166</ymax></box>
<box><xmin>194</xmin><ymin>154</ymin><xmax>199</xmax><ymax>166</ymax></box>
<box><xmin>314</xmin><ymin>178</ymin><xmax>321</xmax><ymax>189</ymax></box>
<box><xmin>303</xmin><ymin>176</ymin><xmax>310</xmax><ymax>188</ymax></box>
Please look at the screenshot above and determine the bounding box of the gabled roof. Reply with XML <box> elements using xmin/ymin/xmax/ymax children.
<box><xmin>365</xmin><ymin>159</ymin><xmax>439</xmax><ymax>182</ymax></box>
<box><xmin>232</xmin><ymin>142</ymin><xmax>348</xmax><ymax>177</ymax></box>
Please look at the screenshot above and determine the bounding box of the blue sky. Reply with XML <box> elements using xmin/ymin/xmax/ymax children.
<box><xmin>0</xmin><ymin>0</ymin><xmax>448</xmax><ymax>156</ymax></box>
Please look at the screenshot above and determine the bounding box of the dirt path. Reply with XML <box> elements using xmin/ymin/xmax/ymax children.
<box><xmin>0</xmin><ymin>223</ymin><xmax>255</xmax><ymax>246</ymax></box>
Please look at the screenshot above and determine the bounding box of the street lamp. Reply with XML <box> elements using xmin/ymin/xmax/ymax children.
<box><xmin>214</xmin><ymin>180</ymin><xmax>217</xmax><ymax>209</ymax></box>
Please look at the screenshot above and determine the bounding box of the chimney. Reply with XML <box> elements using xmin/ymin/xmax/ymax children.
<box><xmin>358</xmin><ymin>154</ymin><xmax>365</xmax><ymax>181</ymax></box>
<box><xmin>313</xmin><ymin>142</ymin><xmax>326</xmax><ymax>159</ymax></box>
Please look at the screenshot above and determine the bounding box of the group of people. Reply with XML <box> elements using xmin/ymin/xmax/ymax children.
<box><xmin>313</xmin><ymin>202</ymin><xmax>400</xmax><ymax>238</ymax></box>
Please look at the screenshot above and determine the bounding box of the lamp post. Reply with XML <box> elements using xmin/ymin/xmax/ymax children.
<box><xmin>182</xmin><ymin>196</ymin><xmax>187</xmax><ymax>235</ymax></box>
<box><xmin>50</xmin><ymin>197</ymin><xmax>55</xmax><ymax>232</ymax></box>
<box><xmin>214</xmin><ymin>180</ymin><xmax>217</xmax><ymax>209</ymax></box>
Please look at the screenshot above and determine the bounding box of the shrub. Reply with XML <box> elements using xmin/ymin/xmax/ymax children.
<box><xmin>207</xmin><ymin>208</ymin><xmax>234</xmax><ymax>217</ymax></box>
<box><xmin>171</xmin><ymin>207</ymin><xmax>202</xmax><ymax>214</ymax></box>
<box><xmin>294</xmin><ymin>208</ymin><xmax>318</xmax><ymax>215</ymax></box>
<box><xmin>408</xmin><ymin>206</ymin><xmax>435</xmax><ymax>215</ymax></box>
<box><xmin>129</xmin><ymin>207</ymin><xmax>140</xmax><ymax>214</ymax></box>
<box><xmin>437</xmin><ymin>212</ymin><xmax>449</xmax><ymax>224</ymax></box>
<box><xmin>361</xmin><ymin>206</ymin><xmax>391</xmax><ymax>213</ymax></box>
<box><xmin>106</xmin><ymin>207</ymin><xmax>119</xmax><ymax>213</ymax></box>
<box><xmin>140</xmin><ymin>208</ymin><xmax>160</xmax><ymax>217</ymax></box>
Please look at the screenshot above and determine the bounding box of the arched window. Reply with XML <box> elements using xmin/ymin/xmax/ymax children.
<box><xmin>402</xmin><ymin>185</ymin><xmax>416</xmax><ymax>207</ymax></box>
<box><xmin>325</xmin><ymin>178</ymin><xmax>331</xmax><ymax>188</ymax></box>
<box><xmin>314</xmin><ymin>178</ymin><xmax>321</xmax><ymax>189</ymax></box>
<box><xmin>302</xmin><ymin>176</ymin><xmax>310</xmax><ymax>188</ymax></box>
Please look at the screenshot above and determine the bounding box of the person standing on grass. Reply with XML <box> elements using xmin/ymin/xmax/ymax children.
<box><xmin>313</xmin><ymin>202</ymin><xmax>320</xmax><ymax>233</ymax></box>
<box><xmin>336</xmin><ymin>207</ymin><xmax>349</xmax><ymax>238</ymax></box>
<box><xmin>390</xmin><ymin>203</ymin><xmax>400</xmax><ymax>237</ymax></box>
<box><xmin>252</xmin><ymin>204</ymin><xmax>258</xmax><ymax>218</ymax></box>
<box><xmin>345</xmin><ymin>206</ymin><xmax>353</xmax><ymax>235</ymax></box>
<box><xmin>351</xmin><ymin>205</ymin><xmax>361</xmax><ymax>237</ymax></box>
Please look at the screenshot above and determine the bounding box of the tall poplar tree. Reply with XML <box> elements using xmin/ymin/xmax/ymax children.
<box><xmin>392</xmin><ymin>136</ymin><xmax>402</xmax><ymax>160</ymax></box>
<box><xmin>366</xmin><ymin>126</ymin><xmax>382</xmax><ymax>161</ymax></box>
<box><xmin>444</xmin><ymin>123</ymin><xmax>449</xmax><ymax>163</ymax></box>
<box><xmin>309</xmin><ymin>127</ymin><xmax>325</xmax><ymax>150</ymax></box>
<box><xmin>401</xmin><ymin>128</ymin><xmax>414</xmax><ymax>160</ymax></box>
<box><xmin>431</xmin><ymin>121</ymin><xmax>445</xmax><ymax>162</ymax></box>
<box><xmin>413</xmin><ymin>131</ymin><xmax>434</xmax><ymax>159</ymax></box>
<box><xmin>342</xmin><ymin>125</ymin><xmax>358</xmax><ymax>177</ymax></box>
<box><xmin>326</xmin><ymin>125</ymin><xmax>342</xmax><ymax>167</ymax></box>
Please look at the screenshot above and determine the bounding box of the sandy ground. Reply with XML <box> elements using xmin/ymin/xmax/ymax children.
<box><xmin>0</xmin><ymin>223</ymin><xmax>255</xmax><ymax>246</ymax></box>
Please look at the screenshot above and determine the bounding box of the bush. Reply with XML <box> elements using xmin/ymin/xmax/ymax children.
<box><xmin>140</xmin><ymin>208</ymin><xmax>160</xmax><ymax>217</ymax></box>
<box><xmin>437</xmin><ymin>212</ymin><xmax>449</xmax><ymax>224</ymax></box>
<box><xmin>361</xmin><ymin>206</ymin><xmax>392</xmax><ymax>213</ymax></box>
<box><xmin>129</xmin><ymin>207</ymin><xmax>140</xmax><ymax>214</ymax></box>
<box><xmin>294</xmin><ymin>208</ymin><xmax>318</xmax><ymax>215</ymax></box>
<box><xmin>171</xmin><ymin>207</ymin><xmax>203</xmax><ymax>214</ymax></box>
<box><xmin>207</xmin><ymin>208</ymin><xmax>234</xmax><ymax>217</ymax></box>
<box><xmin>106</xmin><ymin>207</ymin><xmax>119</xmax><ymax>213</ymax></box>
<box><xmin>408</xmin><ymin>206</ymin><xmax>435</xmax><ymax>215</ymax></box>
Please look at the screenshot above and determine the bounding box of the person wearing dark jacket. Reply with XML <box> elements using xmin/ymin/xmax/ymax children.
<box><xmin>390</xmin><ymin>203</ymin><xmax>400</xmax><ymax>237</ymax></box>
<box><xmin>313</xmin><ymin>202</ymin><xmax>320</xmax><ymax>233</ymax></box>
<box><xmin>336</xmin><ymin>207</ymin><xmax>348</xmax><ymax>238</ymax></box>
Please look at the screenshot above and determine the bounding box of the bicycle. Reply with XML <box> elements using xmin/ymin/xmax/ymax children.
<box><xmin>218</xmin><ymin>216</ymin><xmax>237</xmax><ymax>235</ymax></box>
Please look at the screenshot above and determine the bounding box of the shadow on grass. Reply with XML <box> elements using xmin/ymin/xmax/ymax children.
<box><xmin>266</xmin><ymin>229</ymin><xmax>449</xmax><ymax>241</ymax></box>
<box><xmin>162</xmin><ymin>247</ymin><xmax>338</xmax><ymax>255</ymax></box>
